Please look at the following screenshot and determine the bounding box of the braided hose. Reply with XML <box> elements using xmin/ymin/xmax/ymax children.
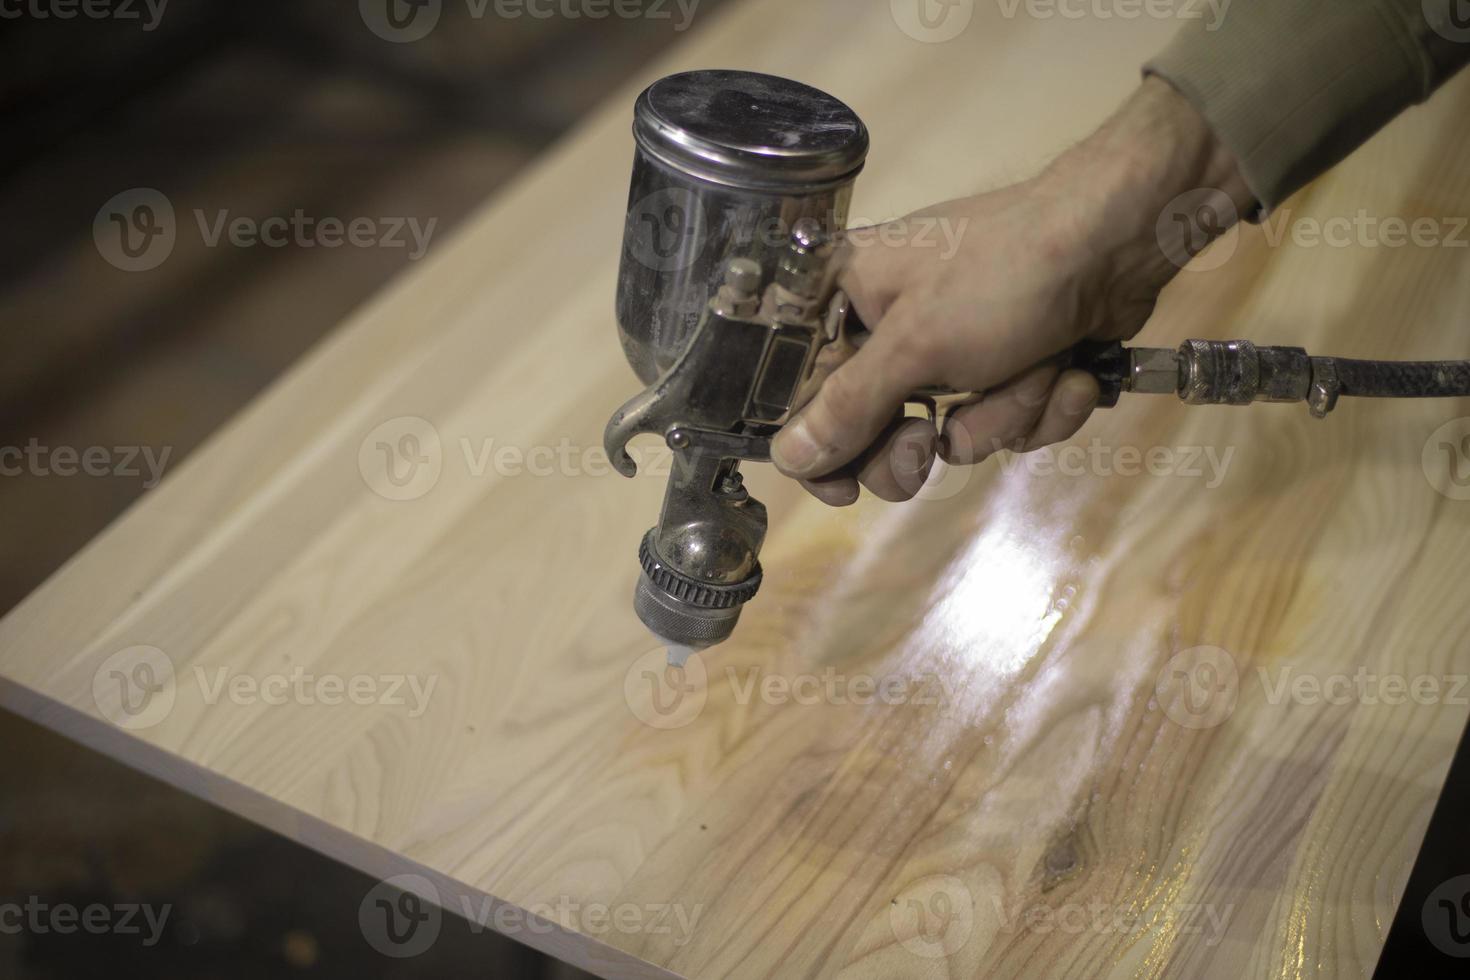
<box><xmin>1081</xmin><ymin>340</ymin><xmax>1470</xmax><ymax>417</ymax></box>
<box><xmin>1328</xmin><ymin>358</ymin><xmax>1470</xmax><ymax>399</ymax></box>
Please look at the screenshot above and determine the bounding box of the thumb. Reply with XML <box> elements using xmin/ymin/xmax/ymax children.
<box><xmin>771</xmin><ymin>309</ymin><xmax>928</xmax><ymax>480</ymax></box>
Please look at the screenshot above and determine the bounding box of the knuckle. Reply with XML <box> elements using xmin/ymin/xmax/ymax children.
<box><xmin>1012</xmin><ymin>370</ymin><xmax>1057</xmax><ymax>412</ymax></box>
<box><xmin>890</xmin><ymin>327</ymin><xmax>944</xmax><ymax>381</ymax></box>
<box><xmin>811</xmin><ymin>370</ymin><xmax>868</xmax><ymax>446</ymax></box>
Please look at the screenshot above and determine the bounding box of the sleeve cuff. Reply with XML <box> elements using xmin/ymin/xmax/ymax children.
<box><xmin>1144</xmin><ymin>0</ymin><xmax>1425</xmax><ymax>214</ymax></box>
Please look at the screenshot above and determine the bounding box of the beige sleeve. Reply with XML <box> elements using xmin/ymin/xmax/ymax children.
<box><xmin>1146</xmin><ymin>0</ymin><xmax>1470</xmax><ymax>213</ymax></box>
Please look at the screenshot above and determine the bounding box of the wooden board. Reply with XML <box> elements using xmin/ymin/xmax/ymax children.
<box><xmin>5</xmin><ymin>1</ymin><xmax>1470</xmax><ymax>976</ymax></box>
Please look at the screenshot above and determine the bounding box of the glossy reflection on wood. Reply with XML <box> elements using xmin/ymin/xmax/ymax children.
<box><xmin>4</xmin><ymin>2</ymin><xmax>1470</xmax><ymax>977</ymax></box>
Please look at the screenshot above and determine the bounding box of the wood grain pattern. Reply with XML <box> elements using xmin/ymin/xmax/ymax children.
<box><xmin>4</xmin><ymin>1</ymin><xmax>1470</xmax><ymax>976</ymax></box>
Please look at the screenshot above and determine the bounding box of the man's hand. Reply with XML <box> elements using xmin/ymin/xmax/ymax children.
<box><xmin>771</xmin><ymin>77</ymin><xmax>1254</xmax><ymax>506</ymax></box>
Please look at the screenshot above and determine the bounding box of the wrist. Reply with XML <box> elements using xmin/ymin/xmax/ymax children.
<box><xmin>1038</xmin><ymin>77</ymin><xmax>1253</xmax><ymax>328</ymax></box>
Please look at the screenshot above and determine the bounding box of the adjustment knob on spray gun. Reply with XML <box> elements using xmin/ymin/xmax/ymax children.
<box><xmin>606</xmin><ymin>70</ymin><xmax>1470</xmax><ymax>664</ymax></box>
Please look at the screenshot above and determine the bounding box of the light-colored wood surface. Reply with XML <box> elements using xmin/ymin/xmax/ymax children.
<box><xmin>5</xmin><ymin>1</ymin><xmax>1470</xmax><ymax>976</ymax></box>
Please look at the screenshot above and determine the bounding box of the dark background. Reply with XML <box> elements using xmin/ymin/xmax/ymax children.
<box><xmin>0</xmin><ymin>1</ymin><xmax>725</xmax><ymax>976</ymax></box>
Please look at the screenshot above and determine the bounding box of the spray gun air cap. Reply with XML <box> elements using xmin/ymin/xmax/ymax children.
<box><xmin>633</xmin><ymin>529</ymin><xmax>763</xmax><ymax>659</ymax></box>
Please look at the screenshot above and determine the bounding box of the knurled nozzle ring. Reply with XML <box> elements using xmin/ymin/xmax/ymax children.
<box><xmin>638</xmin><ymin>529</ymin><xmax>762</xmax><ymax>610</ymax></box>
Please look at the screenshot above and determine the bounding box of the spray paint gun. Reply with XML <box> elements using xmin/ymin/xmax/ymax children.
<box><xmin>605</xmin><ymin>70</ymin><xmax>1470</xmax><ymax>664</ymax></box>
